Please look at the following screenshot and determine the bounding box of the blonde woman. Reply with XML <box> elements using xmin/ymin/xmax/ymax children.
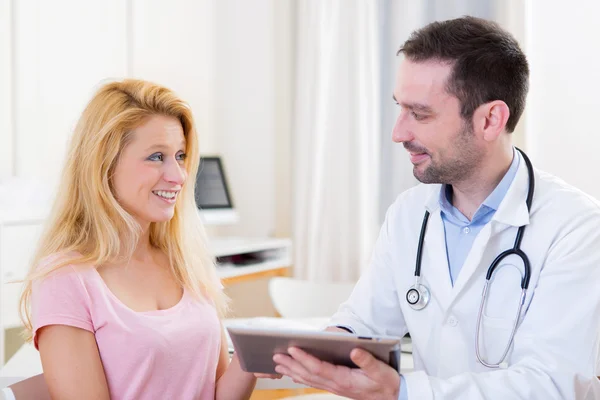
<box><xmin>18</xmin><ymin>79</ymin><xmax>277</xmax><ymax>399</ymax></box>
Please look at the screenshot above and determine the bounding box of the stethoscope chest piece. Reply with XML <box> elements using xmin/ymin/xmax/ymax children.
<box><xmin>406</xmin><ymin>282</ymin><xmax>430</xmax><ymax>310</ymax></box>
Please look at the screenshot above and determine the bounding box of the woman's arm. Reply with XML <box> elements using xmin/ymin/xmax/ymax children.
<box><xmin>214</xmin><ymin>326</ymin><xmax>257</xmax><ymax>400</ymax></box>
<box><xmin>37</xmin><ymin>325</ymin><xmax>110</xmax><ymax>400</ymax></box>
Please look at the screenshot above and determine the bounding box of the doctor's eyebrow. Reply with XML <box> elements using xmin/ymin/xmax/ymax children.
<box><xmin>392</xmin><ymin>95</ymin><xmax>434</xmax><ymax>114</ymax></box>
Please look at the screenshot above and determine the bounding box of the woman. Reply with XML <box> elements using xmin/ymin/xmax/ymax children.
<box><xmin>18</xmin><ymin>79</ymin><xmax>276</xmax><ymax>399</ymax></box>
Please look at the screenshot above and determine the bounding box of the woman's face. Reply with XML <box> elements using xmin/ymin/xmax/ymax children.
<box><xmin>112</xmin><ymin>114</ymin><xmax>188</xmax><ymax>228</ymax></box>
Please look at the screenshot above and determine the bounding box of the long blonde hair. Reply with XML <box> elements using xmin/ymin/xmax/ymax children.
<box><xmin>19</xmin><ymin>79</ymin><xmax>228</xmax><ymax>341</ymax></box>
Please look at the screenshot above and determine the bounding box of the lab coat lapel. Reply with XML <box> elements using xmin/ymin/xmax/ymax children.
<box><xmin>423</xmin><ymin>189</ymin><xmax>453</xmax><ymax>311</ymax></box>
<box><xmin>447</xmin><ymin>151</ymin><xmax>531</xmax><ymax>302</ymax></box>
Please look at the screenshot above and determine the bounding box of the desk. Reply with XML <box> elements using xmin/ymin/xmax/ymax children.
<box><xmin>221</xmin><ymin>266</ymin><xmax>290</xmax><ymax>286</ymax></box>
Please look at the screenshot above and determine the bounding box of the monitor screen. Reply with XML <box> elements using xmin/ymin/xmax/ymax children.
<box><xmin>194</xmin><ymin>157</ymin><xmax>234</xmax><ymax>209</ymax></box>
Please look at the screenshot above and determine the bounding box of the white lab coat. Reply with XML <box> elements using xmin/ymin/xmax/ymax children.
<box><xmin>330</xmin><ymin>153</ymin><xmax>600</xmax><ymax>399</ymax></box>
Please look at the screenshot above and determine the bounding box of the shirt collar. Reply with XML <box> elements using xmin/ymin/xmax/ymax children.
<box><xmin>438</xmin><ymin>147</ymin><xmax>520</xmax><ymax>219</ymax></box>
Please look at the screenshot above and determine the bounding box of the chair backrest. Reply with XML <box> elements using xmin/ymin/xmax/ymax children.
<box><xmin>268</xmin><ymin>277</ymin><xmax>355</xmax><ymax>319</ymax></box>
<box><xmin>2</xmin><ymin>374</ymin><xmax>49</xmax><ymax>400</ymax></box>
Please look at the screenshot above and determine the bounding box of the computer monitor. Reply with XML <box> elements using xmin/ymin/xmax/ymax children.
<box><xmin>194</xmin><ymin>156</ymin><xmax>239</xmax><ymax>225</ymax></box>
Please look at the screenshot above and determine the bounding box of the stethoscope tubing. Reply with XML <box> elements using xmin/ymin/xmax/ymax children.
<box><xmin>407</xmin><ymin>148</ymin><xmax>535</xmax><ymax>368</ymax></box>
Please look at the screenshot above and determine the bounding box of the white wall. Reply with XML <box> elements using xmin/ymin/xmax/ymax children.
<box><xmin>525</xmin><ymin>1</ymin><xmax>600</xmax><ymax>198</ymax></box>
<box><xmin>0</xmin><ymin>1</ymin><xmax>12</xmax><ymax>181</ymax></box>
<box><xmin>212</xmin><ymin>0</ymin><xmax>279</xmax><ymax>238</ymax></box>
<box><xmin>11</xmin><ymin>1</ymin><xmax>128</xmax><ymax>184</ymax></box>
<box><xmin>273</xmin><ymin>0</ymin><xmax>294</xmax><ymax>238</ymax></box>
<box><xmin>1</xmin><ymin>0</ymin><xmax>287</xmax><ymax>239</ymax></box>
<box><xmin>1</xmin><ymin>0</ymin><xmax>213</xmax><ymax>180</ymax></box>
<box><xmin>130</xmin><ymin>0</ymin><xmax>218</xmax><ymax>154</ymax></box>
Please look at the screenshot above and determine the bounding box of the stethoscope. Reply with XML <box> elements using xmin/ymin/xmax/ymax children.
<box><xmin>405</xmin><ymin>148</ymin><xmax>533</xmax><ymax>369</ymax></box>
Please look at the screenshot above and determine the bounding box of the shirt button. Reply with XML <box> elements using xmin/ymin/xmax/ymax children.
<box><xmin>447</xmin><ymin>316</ymin><xmax>458</xmax><ymax>327</ymax></box>
<box><xmin>463</xmin><ymin>227</ymin><xmax>471</xmax><ymax>234</ymax></box>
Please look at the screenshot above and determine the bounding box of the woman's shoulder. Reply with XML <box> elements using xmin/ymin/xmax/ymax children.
<box><xmin>31</xmin><ymin>251</ymin><xmax>101</xmax><ymax>311</ymax></box>
<box><xmin>35</xmin><ymin>251</ymin><xmax>96</xmax><ymax>279</ymax></box>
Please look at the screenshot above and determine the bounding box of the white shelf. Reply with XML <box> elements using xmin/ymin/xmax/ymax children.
<box><xmin>210</xmin><ymin>237</ymin><xmax>292</xmax><ymax>258</ymax></box>
<box><xmin>217</xmin><ymin>258</ymin><xmax>292</xmax><ymax>280</ymax></box>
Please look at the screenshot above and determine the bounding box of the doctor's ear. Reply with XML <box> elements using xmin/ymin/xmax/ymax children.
<box><xmin>473</xmin><ymin>100</ymin><xmax>510</xmax><ymax>142</ymax></box>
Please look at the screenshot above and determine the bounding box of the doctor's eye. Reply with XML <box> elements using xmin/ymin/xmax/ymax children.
<box><xmin>412</xmin><ymin>112</ymin><xmax>426</xmax><ymax>121</ymax></box>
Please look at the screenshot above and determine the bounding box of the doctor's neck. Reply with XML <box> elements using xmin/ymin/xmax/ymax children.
<box><xmin>448</xmin><ymin>145</ymin><xmax>514</xmax><ymax>221</ymax></box>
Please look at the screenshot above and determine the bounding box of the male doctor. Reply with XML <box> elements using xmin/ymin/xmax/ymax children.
<box><xmin>273</xmin><ymin>16</ymin><xmax>600</xmax><ymax>399</ymax></box>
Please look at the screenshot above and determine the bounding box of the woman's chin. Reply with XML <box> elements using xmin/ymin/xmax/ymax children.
<box><xmin>137</xmin><ymin>210</ymin><xmax>176</xmax><ymax>225</ymax></box>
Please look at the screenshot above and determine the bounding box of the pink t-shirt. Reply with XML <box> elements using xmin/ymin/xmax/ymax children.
<box><xmin>31</xmin><ymin>256</ymin><xmax>222</xmax><ymax>400</ymax></box>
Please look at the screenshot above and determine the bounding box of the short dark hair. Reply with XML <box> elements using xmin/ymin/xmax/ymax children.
<box><xmin>398</xmin><ymin>16</ymin><xmax>529</xmax><ymax>133</ymax></box>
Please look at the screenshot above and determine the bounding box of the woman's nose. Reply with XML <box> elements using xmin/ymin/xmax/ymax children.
<box><xmin>164</xmin><ymin>160</ymin><xmax>186</xmax><ymax>184</ymax></box>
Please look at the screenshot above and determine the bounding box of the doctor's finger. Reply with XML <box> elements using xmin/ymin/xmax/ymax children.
<box><xmin>274</xmin><ymin>350</ymin><xmax>339</xmax><ymax>387</ymax></box>
<box><xmin>274</xmin><ymin>364</ymin><xmax>338</xmax><ymax>393</ymax></box>
<box><xmin>350</xmin><ymin>348</ymin><xmax>398</xmax><ymax>382</ymax></box>
<box><xmin>273</xmin><ymin>353</ymin><xmax>317</xmax><ymax>382</ymax></box>
<box><xmin>287</xmin><ymin>347</ymin><xmax>342</xmax><ymax>380</ymax></box>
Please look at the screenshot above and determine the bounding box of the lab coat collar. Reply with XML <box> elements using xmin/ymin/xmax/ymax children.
<box><xmin>423</xmin><ymin>150</ymin><xmax>530</xmax><ymax>228</ymax></box>
<box><xmin>424</xmin><ymin>185</ymin><xmax>442</xmax><ymax>214</ymax></box>
<box><xmin>491</xmin><ymin>150</ymin><xmax>530</xmax><ymax>228</ymax></box>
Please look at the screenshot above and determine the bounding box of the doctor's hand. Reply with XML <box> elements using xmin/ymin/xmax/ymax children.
<box><xmin>273</xmin><ymin>347</ymin><xmax>400</xmax><ymax>400</ymax></box>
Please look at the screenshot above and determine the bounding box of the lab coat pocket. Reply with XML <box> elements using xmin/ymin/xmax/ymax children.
<box><xmin>478</xmin><ymin>262</ymin><xmax>523</xmax><ymax>364</ymax></box>
<box><xmin>479</xmin><ymin>314</ymin><xmax>515</xmax><ymax>364</ymax></box>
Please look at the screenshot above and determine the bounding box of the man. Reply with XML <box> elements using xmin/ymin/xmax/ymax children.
<box><xmin>273</xmin><ymin>16</ymin><xmax>600</xmax><ymax>399</ymax></box>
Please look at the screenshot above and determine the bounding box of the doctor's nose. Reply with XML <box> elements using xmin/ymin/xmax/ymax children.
<box><xmin>392</xmin><ymin>113</ymin><xmax>413</xmax><ymax>143</ymax></box>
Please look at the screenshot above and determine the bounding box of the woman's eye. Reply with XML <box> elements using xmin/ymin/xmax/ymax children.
<box><xmin>176</xmin><ymin>152</ymin><xmax>187</xmax><ymax>161</ymax></box>
<box><xmin>148</xmin><ymin>153</ymin><xmax>163</xmax><ymax>161</ymax></box>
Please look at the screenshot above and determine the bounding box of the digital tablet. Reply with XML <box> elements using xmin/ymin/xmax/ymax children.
<box><xmin>226</xmin><ymin>326</ymin><xmax>402</xmax><ymax>374</ymax></box>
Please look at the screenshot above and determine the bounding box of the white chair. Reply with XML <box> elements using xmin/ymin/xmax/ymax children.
<box><xmin>0</xmin><ymin>343</ymin><xmax>46</xmax><ymax>400</ymax></box>
<box><xmin>268</xmin><ymin>277</ymin><xmax>355</xmax><ymax>400</ymax></box>
<box><xmin>268</xmin><ymin>277</ymin><xmax>355</xmax><ymax>318</ymax></box>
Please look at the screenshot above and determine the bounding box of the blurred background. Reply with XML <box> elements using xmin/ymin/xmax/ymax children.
<box><xmin>1</xmin><ymin>0</ymin><xmax>599</xmax><ymax>363</ymax></box>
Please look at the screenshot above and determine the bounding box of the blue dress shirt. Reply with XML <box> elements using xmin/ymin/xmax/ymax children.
<box><xmin>398</xmin><ymin>149</ymin><xmax>520</xmax><ymax>399</ymax></box>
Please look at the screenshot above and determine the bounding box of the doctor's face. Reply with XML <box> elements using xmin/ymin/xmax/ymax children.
<box><xmin>391</xmin><ymin>59</ymin><xmax>484</xmax><ymax>185</ymax></box>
